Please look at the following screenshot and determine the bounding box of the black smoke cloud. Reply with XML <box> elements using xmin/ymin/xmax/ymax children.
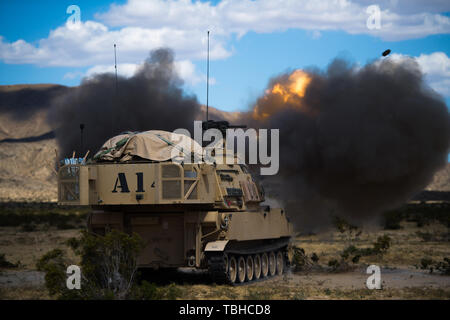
<box><xmin>248</xmin><ymin>57</ymin><xmax>450</xmax><ymax>230</ymax></box>
<box><xmin>48</xmin><ymin>48</ymin><xmax>201</xmax><ymax>157</ymax></box>
<box><xmin>48</xmin><ymin>48</ymin><xmax>450</xmax><ymax>231</ymax></box>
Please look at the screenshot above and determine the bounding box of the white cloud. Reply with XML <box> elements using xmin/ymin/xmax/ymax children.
<box><xmin>388</xmin><ymin>52</ymin><xmax>450</xmax><ymax>96</ymax></box>
<box><xmin>416</xmin><ymin>52</ymin><xmax>450</xmax><ymax>77</ymax></box>
<box><xmin>1</xmin><ymin>0</ymin><xmax>449</xmax><ymax>69</ymax></box>
<box><xmin>174</xmin><ymin>60</ymin><xmax>208</xmax><ymax>85</ymax></box>
<box><xmin>0</xmin><ymin>0</ymin><xmax>449</xmax><ymax>96</ymax></box>
<box><xmin>97</xmin><ymin>0</ymin><xmax>450</xmax><ymax>41</ymax></box>
<box><xmin>0</xmin><ymin>20</ymin><xmax>230</xmax><ymax>67</ymax></box>
<box><xmin>416</xmin><ymin>52</ymin><xmax>450</xmax><ymax>96</ymax></box>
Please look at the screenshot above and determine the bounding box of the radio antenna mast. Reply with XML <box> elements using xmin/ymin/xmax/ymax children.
<box><xmin>206</xmin><ymin>31</ymin><xmax>210</xmax><ymax>128</ymax></box>
<box><xmin>114</xmin><ymin>44</ymin><xmax>118</xmax><ymax>95</ymax></box>
<box><xmin>80</xmin><ymin>123</ymin><xmax>85</xmax><ymax>153</ymax></box>
<box><xmin>112</xmin><ymin>44</ymin><xmax>118</xmax><ymax>136</ymax></box>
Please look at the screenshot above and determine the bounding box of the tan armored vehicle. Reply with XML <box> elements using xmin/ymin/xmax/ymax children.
<box><xmin>57</xmin><ymin>121</ymin><xmax>293</xmax><ymax>284</ymax></box>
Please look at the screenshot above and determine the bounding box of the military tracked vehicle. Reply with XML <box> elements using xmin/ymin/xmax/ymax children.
<box><xmin>57</xmin><ymin>121</ymin><xmax>293</xmax><ymax>284</ymax></box>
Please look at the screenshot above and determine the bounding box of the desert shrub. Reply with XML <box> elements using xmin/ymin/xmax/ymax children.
<box><xmin>131</xmin><ymin>281</ymin><xmax>163</xmax><ymax>300</ymax></box>
<box><xmin>418</xmin><ymin>257</ymin><xmax>450</xmax><ymax>275</ymax></box>
<box><xmin>332</xmin><ymin>216</ymin><xmax>362</xmax><ymax>238</ymax></box>
<box><xmin>436</xmin><ymin>258</ymin><xmax>450</xmax><ymax>275</ymax></box>
<box><xmin>419</xmin><ymin>258</ymin><xmax>434</xmax><ymax>270</ymax></box>
<box><xmin>36</xmin><ymin>249</ymin><xmax>70</xmax><ymax>296</ymax></box>
<box><xmin>372</xmin><ymin>235</ymin><xmax>391</xmax><ymax>254</ymax></box>
<box><xmin>340</xmin><ymin>245</ymin><xmax>358</xmax><ymax>260</ymax></box>
<box><xmin>327</xmin><ymin>259</ymin><xmax>340</xmax><ymax>271</ymax></box>
<box><xmin>311</xmin><ymin>252</ymin><xmax>319</xmax><ymax>263</ymax></box>
<box><xmin>291</xmin><ymin>247</ymin><xmax>318</xmax><ymax>272</ymax></box>
<box><xmin>36</xmin><ymin>249</ymin><xmax>65</xmax><ymax>272</ymax></box>
<box><xmin>74</xmin><ymin>229</ymin><xmax>144</xmax><ymax>299</ymax></box>
<box><xmin>66</xmin><ymin>237</ymin><xmax>80</xmax><ymax>250</ymax></box>
<box><xmin>291</xmin><ymin>247</ymin><xmax>307</xmax><ymax>271</ymax></box>
<box><xmin>38</xmin><ymin>230</ymin><xmax>144</xmax><ymax>299</ymax></box>
<box><xmin>130</xmin><ymin>282</ymin><xmax>182</xmax><ymax>300</ymax></box>
<box><xmin>329</xmin><ymin>235</ymin><xmax>392</xmax><ymax>272</ymax></box>
<box><xmin>163</xmin><ymin>283</ymin><xmax>183</xmax><ymax>300</ymax></box>
<box><xmin>0</xmin><ymin>253</ymin><xmax>18</xmax><ymax>269</ymax></box>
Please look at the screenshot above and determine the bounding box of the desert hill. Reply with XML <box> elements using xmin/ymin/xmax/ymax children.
<box><xmin>0</xmin><ymin>83</ymin><xmax>449</xmax><ymax>202</ymax></box>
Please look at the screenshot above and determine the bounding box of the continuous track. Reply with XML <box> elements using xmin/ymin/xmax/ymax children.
<box><xmin>207</xmin><ymin>241</ymin><xmax>290</xmax><ymax>285</ymax></box>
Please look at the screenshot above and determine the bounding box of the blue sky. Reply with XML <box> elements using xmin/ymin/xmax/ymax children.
<box><xmin>0</xmin><ymin>0</ymin><xmax>449</xmax><ymax>112</ymax></box>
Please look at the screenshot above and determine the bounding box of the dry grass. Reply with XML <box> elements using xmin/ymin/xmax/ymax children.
<box><xmin>296</xmin><ymin>221</ymin><xmax>449</xmax><ymax>267</ymax></box>
<box><xmin>0</xmin><ymin>203</ymin><xmax>448</xmax><ymax>300</ymax></box>
<box><xmin>0</xmin><ymin>227</ymin><xmax>80</xmax><ymax>270</ymax></box>
<box><xmin>149</xmin><ymin>283</ymin><xmax>450</xmax><ymax>300</ymax></box>
<box><xmin>0</xmin><ymin>285</ymin><xmax>50</xmax><ymax>300</ymax></box>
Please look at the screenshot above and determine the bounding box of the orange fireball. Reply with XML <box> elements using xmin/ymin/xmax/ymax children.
<box><xmin>253</xmin><ymin>70</ymin><xmax>313</xmax><ymax>120</ymax></box>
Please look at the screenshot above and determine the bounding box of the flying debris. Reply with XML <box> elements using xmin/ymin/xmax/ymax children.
<box><xmin>382</xmin><ymin>49</ymin><xmax>391</xmax><ymax>57</ymax></box>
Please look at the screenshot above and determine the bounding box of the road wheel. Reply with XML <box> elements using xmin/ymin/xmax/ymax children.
<box><xmin>228</xmin><ymin>256</ymin><xmax>237</xmax><ymax>283</ymax></box>
<box><xmin>261</xmin><ymin>252</ymin><xmax>269</xmax><ymax>277</ymax></box>
<box><xmin>246</xmin><ymin>256</ymin><xmax>254</xmax><ymax>282</ymax></box>
<box><xmin>223</xmin><ymin>254</ymin><xmax>229</xmax><ymax>274</ymax></box>
<box><xmin>253</xmin><ymin>254</ymin><xmax>261</xmax><ymax>280</ymax></box>
<box><xmin>238</xmin><ymin>256</ymin><xmax>246</xmax><ymax>283</ymax></box>
<box><xmin>276</xmin><ymin>251</ymin><xmax>284</xmax><ymax>275</ymax></box>
<box><xmin>269</xmin><ymin>251</ymin><xmax>276</xmax><ymax>276</ymax></box>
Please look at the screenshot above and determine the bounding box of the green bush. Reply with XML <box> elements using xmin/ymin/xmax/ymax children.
<box><xmin>311</xmin><ymin>252</ymin><xmax>319</xmax><ymax>263</ymax></box>
<box><xmin>291</xmin><ymin>247</ymin><xmax>317</xmax><ymax>271</ymax></box>
<box><xmin>419</xmin><ymin>257</ymin><xmax>450</xmax><ymax>275</ymax></box>
<box><xmin>130</xmin><ymin>281</ymin><xmax>183</xmax><ymax>300</ymax></box>
<box><xmin>36</xmin><ymin>249</ymin><xmax>65</xmax><ymax>272</ymax></box>
<box><xmin>163</xmin><ymin>283</ymin><xmax>183</xmax><ymax>300</ymax></box>
<box><xmin>330</xmin><ymin>235</ymin><xmax>392</xmax><ymax>271</ymax></box>
<box><xmin>35</xmin><ymin>249</ymin><xmax>70</xmax><ymax>296</ymax></box>
<box><xmin>38</xmin><ymin>230</ymin><xmax>144</xmax><ymax>299</ymax></box>
<box><xmin>332</xmin><ymin>216</ymin><xmax>360</xmax><ymax>235</ymax></box>
<box><xmin>131</xmin><ymin>281</ymin><xmax>163</xmax><ymax>300</ymax></box>
<box><xmin>327</xmin><ymin>259</ymin><xmax>340</xmax><ymax>271</ymax></box>
<box><xmin>372</xmin><ymin>235</ymin><xmax>391</xmax><ymax>254</ymax></box>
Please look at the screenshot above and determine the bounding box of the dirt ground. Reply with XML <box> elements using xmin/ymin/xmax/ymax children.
<box><xmin>0</xmin><ymin>216</ymin><xmax>449</xmax><ymax>300</ymax></box>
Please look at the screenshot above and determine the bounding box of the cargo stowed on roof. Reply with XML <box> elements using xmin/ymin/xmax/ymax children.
<box><xmin>93</xmin><ymin>130</ymin><xmax>203</xmax><ymax>163</ymax></box>
<box><xmin>92</xmin><ymin>130</ymin><xmax>243</xmax><ymax>165</ymax></box>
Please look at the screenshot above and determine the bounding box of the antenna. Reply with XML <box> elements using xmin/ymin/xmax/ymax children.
<box><xmin>206</xmin><ymin>31</ymin><xmax>210</xmax><ymax>128</ymax></box>
<box><xmin>112</xmin><ymin>44</ymin><xmax>118</xmax><ymax>136</ymax></box>
<box><xmin>114</xmin><ymin>44</ymin><xmax>118</xmax><ymax>95</ymax></box>
<box><xmin>80</xmin><ymin>123</ymin><xmax>85</xmax><ymax>152</ymax></box>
